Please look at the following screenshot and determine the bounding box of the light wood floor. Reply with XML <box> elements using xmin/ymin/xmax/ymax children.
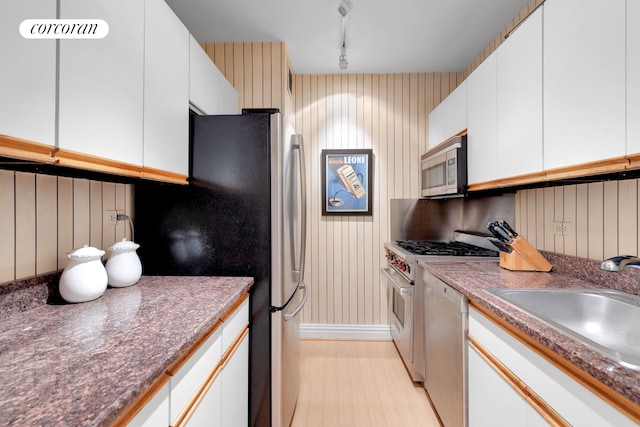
<box><xmin>290</xmin><ymin>340</ymin><xmax>441</xmax><ymax>427</ymax></box>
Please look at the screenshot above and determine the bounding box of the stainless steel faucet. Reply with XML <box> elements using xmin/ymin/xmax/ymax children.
<box><xmin>600</xmin><ymin>255</ymin><xmax>640</xmax><ymax>272</ymax></box>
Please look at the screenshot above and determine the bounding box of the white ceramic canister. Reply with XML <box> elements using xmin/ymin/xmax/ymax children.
<box><xmin>59</xmin><ymin>244</ymin><xmax>108</xmax><ymax>303</ymax></box>
<box><xmin>105</xmin><ymin>238</ymin><xmax>142</xmax><ymax>288</ymax></box>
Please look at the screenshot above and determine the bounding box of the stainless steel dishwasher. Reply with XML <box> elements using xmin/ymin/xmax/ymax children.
<box><xmin>423</xmin><ymin>268</ymin><xmax>468</xmax><ymax>427</ymax></box>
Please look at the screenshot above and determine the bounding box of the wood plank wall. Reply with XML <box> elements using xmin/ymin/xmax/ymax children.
<box><xmin>204</xmin><ymin>42</ymin><xmax>464</xmax><ymax>325</ymax></box>
<box><xmin>292</xmin><ymin>73</ymin><xmax>462</xmax><ymax>325</ymax></box>
<box><xmin>0</xmin><ymin>169</ymin><xmax>133</xmax><ymax>284</ymax></box>
<box><xmin>515</xmin><ymin>180</ymin><xmax>640</xmax><ymax>262</ymax></box>
<box><xmin>201</xmin><ymin>42</ymin><xmax>294</xmax><ymax>118</ymax></box>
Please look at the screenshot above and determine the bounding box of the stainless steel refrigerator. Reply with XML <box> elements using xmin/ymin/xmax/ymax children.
<box><xmin>135</xmin><ymin>108</ymin><xmax>307</xmax><ymax>427</ymax></box>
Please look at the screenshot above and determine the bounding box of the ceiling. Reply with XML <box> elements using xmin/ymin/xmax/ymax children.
<box><xmin>165</xmin><ymin>0</ymin><xmax>532</xmax><ymax>75</ymax></box>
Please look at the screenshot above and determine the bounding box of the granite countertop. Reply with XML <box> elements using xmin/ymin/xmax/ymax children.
<box><xmin>418</xmin><ymin>256</ymin><xmax>640</xmax><ymax>410</ymax></box>
<box><xmin>0</xmin><ymin>275</ymin><xmax>253</xmax><ymax>426</ymax></box>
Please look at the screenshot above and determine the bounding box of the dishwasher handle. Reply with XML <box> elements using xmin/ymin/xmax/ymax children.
<box><xmin>439</xmin><ymin>282</ymin><xmax>467</xmax><ymax>312</ymax></box>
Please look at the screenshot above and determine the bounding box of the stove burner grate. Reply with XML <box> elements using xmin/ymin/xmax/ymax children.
<box><xmin>396</xmin><ymin>240</ymin><xmax>498</xmax><ymax>257</ymax></box>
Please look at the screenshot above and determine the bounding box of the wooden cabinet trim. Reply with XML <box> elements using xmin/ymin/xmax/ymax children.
<box><xmin>220</xmin><ymin>292</ymin><xmax>249</xmax><ymax>322</ymax></box>
<box><xmin>468</xmin><ymin>336</ymin><xmax>570</xmax><ymax>427</ymax></box>
<box><xmin>469</xmin><ymin>156</ymin><xmax>630</xmax><ymax>192</ymax></box>
<box><xmin>166</xmin><ymin>292</ymin><xmax>248</xmax><ymax>376</ymax></box>
<box><xmin>141</xmin><ymin>167</ymin><xmax>188</xmax><ymax>185</ymax></box>
<box><xmin>470</xmin><ymin>301</ymin><xmax>640</xmax><ymax>424</ymax></box>
<box><xmin>0</xmin><ymin>135</ymin><xmax>189</xmax><ymax>184</ymax></box>
<box><xmin>53</xmin><ymin>148</ymin><xmax>142</xmax><ymax>178</ymax></box>
<box><xmin>110</xmin><ymin>372</ymin><xmax>170</xmax><ymax>427</ymax></box>
<box><xmin>0</xmin><ymin>135</ymin><xmax>57</xmax><ymax>164</ymax></box>
<box><xmin>165</xmin><ymin>318</ymin><xmax>223</xmax><ymax>377</ymax></box>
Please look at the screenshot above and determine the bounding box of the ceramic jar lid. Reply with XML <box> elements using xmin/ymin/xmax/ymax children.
<box><xmin>108</xmin><ymin>238</ymin><xmax>140</xmax><ymax>253</ymax></box>
<box><xmin>68</xmin><ymin>244</ymin><xmax>105</xmax><ymax>261</ymax></box>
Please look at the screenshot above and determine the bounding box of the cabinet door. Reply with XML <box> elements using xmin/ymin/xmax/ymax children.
<box><xmin>496</xmin><ymin>7</ymin><xmax>543</xmax><ymax>178</ymax></box>
<box><xmin>468</xmin><ymin>346</ymin><xmax>548</xmax><ymax>427</ymax></box>
<box><xmin>467</xmin><ymin>52</ymin><xmax>498</xmax><ymax>185</ymax></box>
<box><xmin>444</xmin><ymin>81</ymin><xmax>467</xmax><ymax>140</ymax></box>
<box><xmin>185</xmin><ymin>371</ymin><xmax>222</xmax><ymax>427</ymax></box>
<box><xmin>428</xmin><ymin>103</ymin><xmax>446</xmax><ymax>149</ymax></box>
<box><xmin>543</xmin><ymin>0</ymin><xmax>625</xmax><ymax>170</ymax></box>
<box><xmin>427</xmin><ymin>82</ymin><xmax>467</xmax><ymax>149</ymax></box>
<box><xmin>0</xmin><ymin>0</ymin><xmax>56</xmax><ymax>146</ymax></box>
<box><xmin>170</xmin><ymin>328</ymin><xmax>223</xmax><ymax>423</ymax></box>
<box><xmin>127</xmin><ymin>381</ymin><xmax>170</xmax><ymax>427</ymax></box>
<box><xmin>628</xmin><ymin>0</ymin><xmax>640</xmax><ymax>154</ymax></box>
<box><xmin>189</xmin><ymin>36</ymin><xmax>238</xmax><ymax>116</ymax></box>
<box><xmin>220</xmin><ymin>332</ymin><xmax>249</xmax><ymax>427</ymax></box>
<box><xmin>59</xmin><ymin>0</ymin><xmax>144</xmax><ymax>165</ymax></box>
<box><xmin>143</xmin><ymin>0</ymin><xmax>189</xmax><ymax>175</ymax></box>
<box><xmin>469</xmin><ymin>308</ymin><xmax>636</xmax><ymax>426</ymax></box>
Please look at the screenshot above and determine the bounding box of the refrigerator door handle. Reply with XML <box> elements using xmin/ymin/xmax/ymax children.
<box><xmin>290</xmin><ymin>134</ymin><xmax>307</xmax><ymax>284</ymax></box>
<box><xmin>284</xmin><ymin>282</ymin><xmax>307</xmax><ymax>321</ymax></box>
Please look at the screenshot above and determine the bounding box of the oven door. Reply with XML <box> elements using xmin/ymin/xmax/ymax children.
<box><xmin>382</xmin><ymin>267</ymin><xmax>413</xmax><ymax>367</ymax></box>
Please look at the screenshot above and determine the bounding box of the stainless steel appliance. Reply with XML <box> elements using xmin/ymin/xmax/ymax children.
<box><xmin>423</xmin><ymin>267</ymin><xmax>468</xmax><ymax>427</ymax></box>
<box><xmin>134</xmin><ymin>109</ymin><xmax>307</xmax><ymax>427</ymax></box>
<box><xmin>383</xmin><ymin>235</ymin><xmax>498</xmax><ymax>384</ymax></box>
<box><xmin>420</xmin><ymin>134</ymin><xmax>467</xmax><ymax>198</ymax></box>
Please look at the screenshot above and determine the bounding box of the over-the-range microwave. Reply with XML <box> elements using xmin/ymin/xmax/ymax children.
<box><xmin>420</xmin><ymin>134</ymin><xmax>467</xmax><ymax>198</ymax></box>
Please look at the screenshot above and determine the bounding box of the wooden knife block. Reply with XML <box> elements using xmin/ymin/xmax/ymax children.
<box><xmin>499</xmin><ymin>236</ymin><xmax>552</xmax><ymax>272</ymax></box>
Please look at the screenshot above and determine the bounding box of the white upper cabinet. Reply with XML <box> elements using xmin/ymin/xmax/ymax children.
<box><xmin>467</xmin><ymin>52</ymin><xmax>498</xmax><ymax>185</ymax></box>
<box><xmin>189</xmin><ymin>36</ymin><xmax>238</xmax><ymax>116</ymax></box>
<box><xmin>58</xmin><ymin>0</ymin><xmax>144</xmax><ymax>166</ymax></box>
<box><xmin>628</xmin><ymin>0</ymin><xmax>640</xmax><ymax>155</ymax></box>
<box><xmin>496</xmin><ymin>6</ymin><xmax>543</xmax><ymax>178</ymax></box>
<box><xmin>143</xmin><ymin>0</ymin><xmax>189</xmax><ymax>176</ymax></box>
<box><xmin>0</xmin><ymin>1</ymin><xmax>56</xmax><ymax>146</ymax></box>
<box><xmin>427</xmin><ymin>81</ymin><xmax>467</xmax><ymax>148</ymax></box>
<box><xmin>543</xmin><ymin>0</ymin><xmax>626</xmax><ymax>170</ymax></box>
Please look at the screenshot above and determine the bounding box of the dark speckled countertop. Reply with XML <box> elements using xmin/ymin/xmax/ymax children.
<box><xmin>0</xmin><ymin>275</ymin><xmax>253</xmax><ymax>426</ymax></box>
<box><xmin>418</xmin><ymin>255</ymin><xmax>640</xmax><ymax>411</ymax></box>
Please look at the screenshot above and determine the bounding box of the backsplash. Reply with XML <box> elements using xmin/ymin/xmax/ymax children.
<box><xmin>515</xmin><ymin>179</ymin><xmax>640</xmax><ymax>264</ymax></box>
<box><xmin>0</xmin><ymin>169</ymin><xmax>133</xmax><ymax>285</ymax></box>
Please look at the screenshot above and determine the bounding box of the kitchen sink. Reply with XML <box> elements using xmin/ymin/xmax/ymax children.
<box><xmin>485</xmin><ymin>288</ymin><xmax>640</xmax><ymax>370</ymax></box>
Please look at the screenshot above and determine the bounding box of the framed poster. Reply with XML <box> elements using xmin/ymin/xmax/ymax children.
<box><xmin>321</xmin><ymin>149</ymin><xmax>373</xmax><ymax>215</ymax></box>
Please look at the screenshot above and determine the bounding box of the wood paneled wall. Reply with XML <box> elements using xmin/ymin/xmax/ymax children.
<box><xmin>515</xmin><ymin>180</ymin><xmax>640</xmax><ymax>262</ymax></box>
<box><xmin>0</xmin><ymin>170</ymin><xmax>133</xmax><ymax>284</ymax></box>
<box><xmin>204</xmin><ymin>41</ymin><xmax>464</xmax><ymax>325</ymax></box>
<box><xmin>292</xmin><ymin>73</ymin><xmax>462</xmax><ymax>325</ymax></box>
<box><xmin>201</xmin><ymin>42</ymin><xmax>294</xmax><ymax>117</ymax></box>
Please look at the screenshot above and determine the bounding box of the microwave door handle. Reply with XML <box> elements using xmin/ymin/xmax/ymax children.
<box><xmin>290</xmin><ymin>134</ymin><xmax>307</xmax><ymax>283</ymax></box>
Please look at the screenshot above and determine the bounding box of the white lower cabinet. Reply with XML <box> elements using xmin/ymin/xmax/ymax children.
<box><xmin>468</xmin><ymin>307</ymin><xmax>636</xmax><ymax>427</ymax></box>
<box><xmin>468</xmin><ymin>343</ymin><xmax>548</xmax><ymax>427</ymax></box>
<box><xmin>220</xmin><ymin>332</ymin><xmax>249</xmax><ymax>427</ymax></box>
<box><xmin>126</xmin><ymin>296</ymin><xmax>249</xmax><ymax>427</ymax></box>
<box><xmin>127</xmin><ymin>380</ymin><xmax>171</xmax><ymax>427</ymax></box>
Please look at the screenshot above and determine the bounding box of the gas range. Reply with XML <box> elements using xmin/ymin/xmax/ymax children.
<box><xmin>384</xmin><ymin>232</ymin><xmax>498</xmax><ymax>282</ymax></box>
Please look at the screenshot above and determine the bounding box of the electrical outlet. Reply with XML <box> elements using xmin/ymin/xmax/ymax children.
<box><xmin>553</xmin><ymin>222</ymin><xmax>563</xmax><ymax>235</ymax></box>
<box><xmin>562</xmin><ymin>222</ymin><xmax>574</xmax><ymax>236</ymax></box>
<box><xmin>104</xmin><ymin>210</ymin><xmax>118</xmax><ymax>226</ymax></box>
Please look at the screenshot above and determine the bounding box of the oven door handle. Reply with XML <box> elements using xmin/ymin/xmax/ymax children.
<box><xmin>381</xmin><ymin>268</ymin><xmax>413</xmax><ymax>296</ymax></box>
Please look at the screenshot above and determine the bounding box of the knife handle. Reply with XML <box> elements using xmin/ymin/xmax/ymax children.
<box><xmin>489</xmin><ymin>222</ymin><xmax>513</xmax><ymax>244</ymax></box>
<box><xmin>499</xmin><ymin>220</ymin><xmax>518</xmax><ymax>237</ymax></box>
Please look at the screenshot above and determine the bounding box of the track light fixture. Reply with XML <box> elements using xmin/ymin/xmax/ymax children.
<box><xmin>338</xmin><ymin>0</ymin><xmax>353</xmax><ymax>17</ymax></box>
<box><xmin>338</xmin><ymin>0</ymin><xmax>352</xmax><ymax>70</ymax></box>
<box><xmin>339</xmin><ymin>45</ymin><xmax>348</xmax><ymax>70</ymax></box>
